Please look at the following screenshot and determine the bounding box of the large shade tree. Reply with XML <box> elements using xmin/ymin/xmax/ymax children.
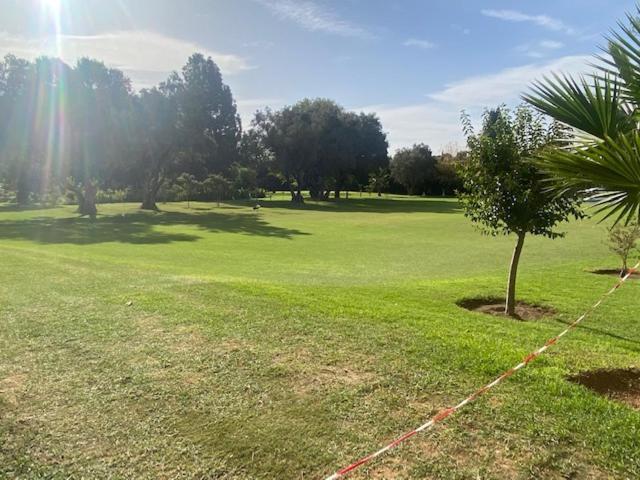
<box><xmin>459</xmin><ymin>106</ymin><xmax>583</xmax><ymax>317</ymax></box>
<box><xmin>132</xmin><ymin>87</ymin><xmax>180</xmax><ymax>210</ymax></box>
<box><xmin>523</xmin><ymin>8</ymin><xmax>640</xmax><ymax>225</ymax></box>
<box><xmin>254</xmin><ymin>99</ymin><xmax>388</xmax><ymax>202</ymax></box>
<box><xmin>0</xmin><ymin>55</ymin><xmax>132</xmax><ymax>215</ymax></box>
<box><xmin>390</xmin><ymin>143</ymin><xmax>436</xmax><ymax>195</ymax></box>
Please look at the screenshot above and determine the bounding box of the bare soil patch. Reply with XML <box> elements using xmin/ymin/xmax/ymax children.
<box><xmin>568</xmin><ymin>368</ymin><xmax>640</xmax><ymax>409</ymax></box>
<box><xmin>590</xmin><ymin>268</ymin><xmax>640</xmax><ymax>279</ymax></box>
<box><xmin>457</xmin><ymin>297</ymin><xmax>556</xmax><ymax>321</ymax></box>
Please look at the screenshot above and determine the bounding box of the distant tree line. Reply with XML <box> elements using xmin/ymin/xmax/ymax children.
<box><xmin>0</xmin><ymin>52</ymin><xmax>464</xmax><ymax>214</ymax></box>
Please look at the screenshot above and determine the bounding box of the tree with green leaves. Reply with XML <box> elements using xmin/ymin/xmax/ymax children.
<box><xmin>367</xmin><ymin>167</ymin><xmax>390</xmax><ymax>197</ymax></box>
<box><xmin>390</xmin><ymin>144</ymin><xmax>436</xmax><ymax>195</ymax></box>
<box><xmin>607</xmin><ymin>224</ymin><xmax>640</xmax><ymax>275</ymax></box>
<box><xmin>175</xmin><ymin>173</ymin><xmax>200</xmax><ymax>208</ymax></box>
<box><xmin>254</xmin><ymin>99</ymin><xmax>388</xmax><ymax>203</ymax></box>
<box><xmin>523</xmin><ymin>7</ymin><xmax>640</xmax><ymax>225</ymax></box>
<box><xmin>0</xmin><ymin>55</ymin><xmax>133</xmax><ymax>214</ymax></box>
<box><xmin>134</xmin><ymin>86</ymin><xmax>179</xmax><ymax>210</ymax></box>
<box><xmin>175</xmin><ymin>53</ymin><xmax>242</xmax><ymax>175</ymax></box>
<box><xmin>203</xmin><ymin>173</ymin><xmax>231</xmax><ymax>207</ymax></box>
<box><xmin>459</xmin><ymin>105</ymin><xmax>583</xmax><ymax>317</ymax></box>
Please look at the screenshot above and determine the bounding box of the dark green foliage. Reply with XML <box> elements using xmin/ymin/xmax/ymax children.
<box><xmin>458</xmin><ymin>106</ymin><xmax>582</xmax><ymax>239</ymax></box>
<box><xmin>390</xmin><ymin>143</ymin><xmax>436</xmax><ymax>195</ymax></box>
<box><xmin>254</xmin><ymin>99</ymin><xmax>388</xmax><ymax>202</ymax></box>
<box><xmin>0</xmin><ymin>53</ymin><xmax>391</xmax><ymax>210</ymax></box>
<box><xmin>367</xmin><ymin>167</ymin><xmax>390</xmax><ymax>196</ymax></box>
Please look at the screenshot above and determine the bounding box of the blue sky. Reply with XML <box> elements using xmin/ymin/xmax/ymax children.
<box><xmin>0</xmin><ymin>0</ymin><xmax>634</xmax><ymax>151</ymax></box>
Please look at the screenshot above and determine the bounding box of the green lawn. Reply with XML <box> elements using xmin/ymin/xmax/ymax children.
<box><xmin>0</xmin><ymin>195</ymin><xmax>638</xmax><ymax>479</ymax></box>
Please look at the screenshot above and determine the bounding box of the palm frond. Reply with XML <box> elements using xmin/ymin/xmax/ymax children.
<box><xmin>595</xmin><ymin>11</ymin><xmax>640</xmax><ymax>104</ymax></box>
<box><xmin>536</xmin><ymin>133</ymin><xmax>640</xmax><ymax>224</ymax></box>
<box><xmin>523</xmin><ymin>73</ymin><xmax>633</xmax><ymax>140</ymax></box>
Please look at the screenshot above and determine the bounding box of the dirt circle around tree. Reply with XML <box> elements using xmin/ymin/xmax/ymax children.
<box><xmin>568</xmin><ymin>369</ymin><xmax>640</xmax><ymax>410</ymax></box>
<box><xmin>590</xmin><ymin>268</ymin><xmax>640</xmax><ymax>279</ymax></box>
<box><xmin>457</xmin><ymin>297</ymin><xmax>556</xmax><ymax>321</ymax></box>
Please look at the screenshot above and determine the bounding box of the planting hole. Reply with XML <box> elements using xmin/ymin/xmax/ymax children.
<box><xmin>457</xmin><ymin>297</ymin><xmax>556</xmax><ymax>321</ymax></box>
<box><xmin>568</xmin><ymin>369</ymin><xmax>640</xmax><ymax>410</ymax></box>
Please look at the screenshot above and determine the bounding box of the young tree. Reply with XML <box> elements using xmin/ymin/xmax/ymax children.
<box><xmin>390</xmin><ymin>144</ymin><xmax>436</xmax><ymax>195</ymax></box>
<box><xmin>607</xmin><ymin>224</ymin><xmax>640</xmax><ymax>275</ymax></box>
<box><xmin>203</xmin><ymin>173</ymin><xmax>231</xmax><ymax>207</ymax></box>
<box><xmin>175</xmin><ymin>173</ymin><xmax>200</xmax><ymax>208</ymax></box>
<box><xmin>459</xmin><ymin>106</ymin><xmax>583</xmax><ymax>317</ymax></box>
<box><xmin>367</xmin><ymin>167</ymin><xmax>390</xmax><ymax>197</ymax></box>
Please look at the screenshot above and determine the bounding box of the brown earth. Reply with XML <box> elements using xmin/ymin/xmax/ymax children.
<box><xmin>568</xmin><ymin>368</ymin><xmax>640</xmax><ymax>410</ymax></box>
<box><xmin>457</xmin><ymin>297</ymin><xmax>556</xmax><ymax>321</ymax></box>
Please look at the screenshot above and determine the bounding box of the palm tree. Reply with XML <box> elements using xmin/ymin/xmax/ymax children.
<box><xmin>523</xmin><ymin>8</ymin><xmax>640</xmax><ymax>225</ymax></box>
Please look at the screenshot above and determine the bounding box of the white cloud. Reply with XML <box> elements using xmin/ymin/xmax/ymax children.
<box><xmin>515</xmin><ymin>39</ymin><xmax>565</xmax><ymax>58</ymax></box>
<box><xmin>481</xmin><ymin>9</ymin><xmax>575</xmax><ymax>35</ymax></box>
<box><xmin>539</xmin><ymin>40</ymin><xmax>564</xmax><ymax>49</ymax></box>
<box><xmin>428</xmin><ymin>55</ymin><xmax>591</xmax><ymax>107</ymax></box>
<box><xmin>403</xmin><ymin>38</ymin><xmax>436</xmax><ymax>50</ymax></box>
<box><xmin>360</xmin><ymin>102</ymin><xmax>464</xmax><ymax>154</ymax></box>
<box><xmin>254</xmin><ymin>0</ymin><xmax>374</xmax><ymax>39</ymax></box>
<box><xmin>0</xmin><ymin>30</ymin><xmax>253</xmax><ymax>89</ymax></box>
<box><xmin>360</xmin><ymin>55</ymin><xmax>593</xmax><ymax>153</ymax></box>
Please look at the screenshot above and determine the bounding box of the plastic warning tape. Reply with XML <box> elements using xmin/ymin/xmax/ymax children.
<box><xmin>324</xmin><ymin>262</ymin><xmax>640</xmax><ymax>480</ymax></box>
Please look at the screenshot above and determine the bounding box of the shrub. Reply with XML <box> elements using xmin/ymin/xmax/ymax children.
<box><xmin>608</xmin><ymin>224</ymin><xmax>640</xmax><ymax>274</ymax></box>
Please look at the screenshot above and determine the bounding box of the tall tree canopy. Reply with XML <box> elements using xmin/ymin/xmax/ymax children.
<box><xmin>458</xmin><ymin>105</ymin><xmax>583</xmax><ymax>316</ymax></box>
<box><xmin>0</xmin><ymin>55</ymin><xmax>132</xmax><ymax>214</ymax></box>
<box><xmin>390</xmin><ymin>143</ymin><xmax>436</xmax><ymax>195</ymax></box>
<box><xmin>0</xmin><ymin>54</ymin><xmax>392</xmax><ymax>210</ymax></box>
<box><xmin>254</xmin><ymin>99</ymin><xmax>388</xmax><ymax>202</ymax></box>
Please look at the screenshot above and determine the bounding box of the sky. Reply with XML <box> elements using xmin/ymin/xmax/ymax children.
<box><xmin>0</xmin><ymin>0</ymin><xmax>634</xmax><ymax>152</ymax></box>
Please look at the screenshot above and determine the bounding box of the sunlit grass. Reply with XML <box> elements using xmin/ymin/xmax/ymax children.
<box><xmin>0</xmin><ymin>196</ymin><xmax>638</xmax><ymax>479</ymax></box>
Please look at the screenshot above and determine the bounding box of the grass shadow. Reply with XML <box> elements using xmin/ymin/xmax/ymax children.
<box><xmin>0</xmin><ymin>203</ymin><xmax>60</xmax><ymax>213</ymax></box>
<box><xmin>262</xmin><ymin>197</ymin><xmax>461</xmax><ymax>214</ymax></box>
<box><xmin>554</xmin><ymin>318</ymin><xmax>640</xmax><ymax>347</ymax></box>
<box><xmin>0</xmin><ymin>209</ymin><xmax>309</xmax><ymax>245</ymax></box>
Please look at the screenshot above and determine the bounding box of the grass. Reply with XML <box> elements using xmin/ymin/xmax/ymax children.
<box><xmin>0</xmin><ymin>194</ymin><xmax>638</xmax><ymax>479</ymax></box>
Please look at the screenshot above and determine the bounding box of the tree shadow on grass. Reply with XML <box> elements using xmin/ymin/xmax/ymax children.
<box><xmin>0</xmin><ymin>203</ymin><xmax>59</xmax><ymax>213</ymax></box>
<box><xmin>554</xmin><ymin>318</ymin><xmax>640</xmax><ymax>348</ymax></box>
<box><xmin>0</xmin><ymin>210</ymin><xmax>309</xmax><ymax>245</ymax></box>
<box><xmin>262</xmin><ymin>197</ymin><xmax>462</xmax><ymax>214</ymax></box>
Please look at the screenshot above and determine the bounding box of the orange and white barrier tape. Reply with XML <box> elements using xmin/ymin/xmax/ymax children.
<box><xmin>325</xmin><ymin>262</ymin><xmax>639</xmax><ymax>480</ymax></box>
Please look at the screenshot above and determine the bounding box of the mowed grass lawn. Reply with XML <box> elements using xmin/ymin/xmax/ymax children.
<box><xmin>0</xmin><ymin>195</ymin><xmax>638</xmax><ymax>479</ymax></box>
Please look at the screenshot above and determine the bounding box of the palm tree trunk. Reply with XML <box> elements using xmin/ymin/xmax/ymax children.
<box><xmin>506</xmin><ymin>232</ymin><xmax>526</xmax><ymax>316</ymax></box>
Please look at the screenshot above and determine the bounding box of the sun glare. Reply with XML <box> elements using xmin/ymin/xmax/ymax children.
<box><xmin>42</xmin><ymin>0</ymin><xmax>61</xmax><ymax>10</ymax></box>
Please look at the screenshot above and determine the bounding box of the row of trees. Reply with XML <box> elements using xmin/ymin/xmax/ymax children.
<box><xmin>0</xmin><ymin>52</ymin><xmax>469</xmax><ymax>214</ymax></box>
<box><xmin>390</xmin><ymin>144</ymin><xmax>464</xmax><ymax>196</ymax></box>
<box><xmin>0</xmin><ymin>53</ymin><xmax>242</xmax><ymax>214</ymax></box>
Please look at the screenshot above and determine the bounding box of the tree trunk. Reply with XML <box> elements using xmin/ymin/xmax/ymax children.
<box><xmin>506</xmin><ymin>232</ymin><xmax>526</xmax><ymax>317</ymax></box>
<box><xmin>335</xmin><ymin>189</ymin><xmax>341</xmax><ymax>199</ymax></box>
<box><xmin>16</xmin><ymin>170</ymin><xmax>30</xmax><ymax>205</ymax></box>
<box><xmin>68</xmin><ymin>180</ymin><xmax>97</xmax><ymax>218</ymax></box>
<box><xmin>141</xmin><ymin>176</ymin><xmax>161</xmax><ymax>210</ymax></box>
<box><xmin>291</xmin><ymin>187</ymin><xmax>304</xmax><ymax>204</ymax></box>
<box><xmin>80</xmin><ymin>181</ymin><xmax>97</xmax><ymax>219</ymax></box>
